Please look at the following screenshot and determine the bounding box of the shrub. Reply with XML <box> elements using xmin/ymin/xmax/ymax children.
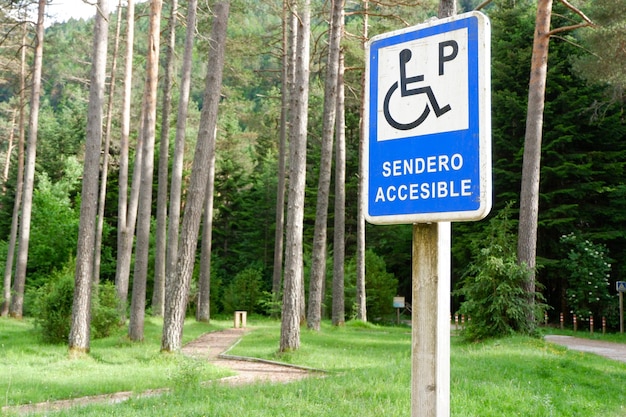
<box><xmin>559</xmin><ymin>233</ymin><xmax>613</xmax><ymax>323</ymax></box>
<box><xmin>364</xmin><ymin>250</ymin><xmax>399</xmax><ymax>319</ymax></box>
<box><xmin>32</xmin><ymin>267</ymin><xmax>74</xmax><ymax>343</ymax></box>
<box><xmin>344</xmin><ymin>250</ymin><xmax>399</xmax><ymax>321</ymax></box>
<box><xmin>32</xmin><ymin>261</ymin><xmax>121</xmax><ymax>343</ymax></box>
<box><xmin>455</xmin><ymin>205</ymin><xmax>547</xmax><ymax>341</ymax></box>
<box><xmin>222</xmin><ymin>267</ymin><xmax>264</xmax><ymax>314</ymax></box>
<box><xmin>91</xmin><ymin>281</ymin><xmax>119</xmax><ymax>338</ymax></box>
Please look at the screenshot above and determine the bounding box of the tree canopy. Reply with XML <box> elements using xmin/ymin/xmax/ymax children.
<box><xmin>0</xmin><ymin>0</ymin><xmax>624</xmax><ymax>331</ymax></box>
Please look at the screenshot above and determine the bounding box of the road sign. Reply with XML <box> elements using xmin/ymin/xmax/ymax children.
<box><xmin>617</xmin><ymin>281</ymin><xmax>626</xmax><ymax>292</ymax></box>
<box><xmin>364</xmin><ymin>12</ymin><xmax>491</xmax><ymax>224</ymax></box>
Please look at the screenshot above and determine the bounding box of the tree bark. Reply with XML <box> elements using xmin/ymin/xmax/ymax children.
<box><xmin>115</xmin><ymin>0</ymin><xmax>136</xmax><ymax>323</ymax></box>
<box><xmin>129</xmin><ymin>0</ymin><xmax>163</xmax><ymax>342</ymax></box>
<box><xmin>280</xmin><ymin>0</ymin><xmax>310</xmax><ymax>352</ymax></box>
<box><xmin>69</xmin><ymin>0</ymin><xmax>109</xmax><ymax>355</ymax></box>
<box><xmin>93</xmin><ymin>0</ymin><xmax>123</xmax><ymax>288</ymax></box>
<box><xmin>271</xmin><ymin>0</ymin><xmax>295</xmax><ymax>315</ymax></box>
<box><xmin>332</xmin><ymin>44</ymin><xmax>346</xmax><ymax>327</ymax></box>
<box><xmin>517</xmin><ymin>0</ymin><xmax>553</xmax><ymax>313</ymax></box>
<box><xmin>1</xmin><ymin>109</ymin><xmax>16</xmax><ymax>193</ymax></box>
<box><xmin>1</xmin><ymin>109</ymin><xmax>16</xmax><ymax>315</ymax></box>
<box><xmin>161</xmin><ymin>1</ymin><xmax>230</xmax><ymax>352</ymax></box>
<box><xmin>166</xmin><ymin>0</ymin><xmax>198</xmax><ymax>284</ymax></box>
<box><xmin>355</xmin><ymin>0</ymin><xmax>369</xmax><ymax>322</ymax></box>
<box><xmin>307</xmin><ymin>0</ymin><xmax>343</xmax><ymax>331</ymax></box>
<box><xmin>9</xmin><ymin>0</ymin><xmax>45</xmax><ymax>319</ymax></box>
<box><xmin>153</xmin><ymin>0</ymin><xmax>178</xmax><ymax>317</ymax></box>
<box><xmin>1</xmin><ymin>21</ymin><xmax>26</xmax><ymax>316</ymax></box>
<box><xmin>439</xmin><ymin>0</ymin><xmax>456</xmax><ymax>19</ymax></box>
<box><xmin>197</xmin><ymin>154</ymin><xmax>216</xmax><ymax>322</ymax></box>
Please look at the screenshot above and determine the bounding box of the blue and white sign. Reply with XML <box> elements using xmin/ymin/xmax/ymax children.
<box><xmin>617</xmin><ymin>281</ymin><xmax>626</xmax><ymax>292</ymax></box>
<box><xmin>364</xmin><ymin>12</ymin><xmax>491</xmax><ymax>224</ymax></box>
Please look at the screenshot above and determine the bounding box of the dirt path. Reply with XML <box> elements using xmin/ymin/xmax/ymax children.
<box><xmin>3</xmin><ymin>328</ymin><xmax>317</xmax><ymax>415</ymax></box>
<box><xmin>544</xmin><ymin>335</ymin><xmax>626</xmax><ymax>363</ymax></box>
<box><xmin>181</xmin><ymin>328</ymin><xmax>318</xmax><ymax>385</ymax></box>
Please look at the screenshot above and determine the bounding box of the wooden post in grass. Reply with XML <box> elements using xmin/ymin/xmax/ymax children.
<box><xmin>412</xmin><ymin>222</ymin><xmax>451</xmax><ymax>417</ymax></box>
<box><xmin>619</xmin><ymin>291</ymin><xmax>624</xmax><ymax>333</ymax></box>
<box><xmin>617</xmin><ymin>282</ymin><xmax>625</xmax><ymax>333</ymax></box>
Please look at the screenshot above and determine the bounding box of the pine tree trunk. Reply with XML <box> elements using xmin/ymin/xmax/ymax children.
<box><xmin>9</xmin><ymin>0</ymin><xmax>46</xmax><ymax>319</ymax></box>
<box><xmin>115</xmin><ymin>0</ymin><xmax>136</xmax><ymax>323</ymax></box>
<box><xmin>518</xmin><ymin>0</ymin><xmax>553</xmax><ymax>315</ymax></box>
<box><xmin>153</xmin><ymin>0</ymin><xmax>178</xmax><ymax>317</ymax></box>
<box><xmin>280</xmin><ymin>0</ymin><xmax>310</xmax><ymax>352</ymax></box>
<box><xmin>271</xmin><ymin>0</ymin><xmax>295</xmax><ymax>314</ymax></box>
<box><xmin>166</xmin><ymin>0</ymin><xmax>198</xmax><ymax>283</ymax></box>
<box><xmin>129</xmin><ymin>0</ymin><xmax>163</xmax><ymax>342</ymax></box>
<box><xmin>307</xmin><ymin>0</ymin><xmax>343</xmax><ymax>331</ymax></box>
<box><xmin>2</xmin><ymin>28</ymin><xmax>25</xmax><ymax>316</ymax></box>
<box><xmin>93</xmin><ymin>0</ymin><xmax>123</xmax><ymax>288</ymax></box>
<box><xmin>197</xmin><ymin>162</ymin><xmax>216</xmax><ymax>322</ymax></box>
<box><xmin>1</xmin><ymin>109</ymin><xmax>16</xmax><ymax>192</ymax></box>
<box><xmin>1</xmin><ymin>109</ymin><xmax>17</xmax><ymax>316</ymax></box>
<box><xmin>162</xmin><ymin>1</ymin><xmax>230</xmax><ymax>352</ymax></box>
<box><xmin>69</xmin><ymin>0</ymin><xmax>110</xmax><ymax>355</ymax></box>
<box><xmin>332</xmin><ymin>45</ymin><xmax>346</xmax><ymax>327</ymax></box>
<box><xmin>355</xmin><ymin>0</ymin><xmax>369</xmax><ymax>322</ymax></box>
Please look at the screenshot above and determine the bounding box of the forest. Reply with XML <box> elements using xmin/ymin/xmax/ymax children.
<box><xmin>0</xmin><ymin>0</ymin><xmax>625</xmax><ymax>350</ymax></box>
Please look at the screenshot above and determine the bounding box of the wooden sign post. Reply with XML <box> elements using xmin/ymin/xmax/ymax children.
<box><xmin>364</xmin><ymin>11</ymin><xmax>491</xmax><ymax>417</ymax></box>
<box><xmin>412</xmin><ymin>222</ymin><xmax>451</xmax><ymax>417</ymax></box>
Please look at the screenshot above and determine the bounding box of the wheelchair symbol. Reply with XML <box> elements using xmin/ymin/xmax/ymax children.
<box><xmin>383</xmin><ymin>48</ymin><xmax>453</xmax><ymax>131</ymax></box>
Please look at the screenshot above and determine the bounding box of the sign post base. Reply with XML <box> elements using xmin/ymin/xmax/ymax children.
<box><xmin>412</xmin><ymin>222</ymin><xmax>450</xmax><ymax>417</ymax></box>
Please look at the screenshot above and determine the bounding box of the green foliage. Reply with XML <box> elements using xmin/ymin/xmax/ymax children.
<box><xmin>222</xmin><ymin>267</ymin><xmax>265</xmax><ymax>314</ymax></box>
<box><xmin>7</xmin><ymin>157</ymin><xmax>82</xmax><ymax>291</ymax></box>
<box><xmin>3</xmin><ymin>318</ymin><xmax>626</xmax><ymax>416</ymax></box>
<box><xmin>572</xmin><ymin>0</ymin><xmax>626</xmax><ymax>93</ymax></box>
<box><xmin>257</xmin><ymin>290</ymin><xmax>282</xmax><ymax>317</ymax></box>
<box><xmin>559</xmin><ymin>233</ymin><xmax>613</xmax><ymax>322</ymax></box>
<box><xmin>91</xmin><ymin>281</ymin><xmax>120</xmax><ymax>339</ymax></box>
<box><xmin>168</xmin><ymin>356</ymin><xmax>209</xmax><ymax>393</ymax></box>
<box><xmin>344</xmin><ymin>250</ymin><xmax>398</xmax><ymax>321</ymax></box>
<box><xmin>31</xmin><ymin>265</ymin><xmax>75</xmax><ymax>344</ymax></box>
<box><xmin>364</xmin><ymin>250</ymin><xmax>399</xmax><ymax>319</ymax></box>
<box><xmin>2</xmin><ymin>0</ymin><xmax>625</xmax><ymax>328</ymax></box>
<box><xmin>31</xmin><ymin>261</ymin><xmax>121</xmax><ymax>344</ymax></box>
<box><xmin>456</xmin><ymin>205</ymin><xmax>547</xmax><ymax>340</ymax></box>
<box><xmin>0</xmin><ymin>317</ymin><xmax>228</xmax><ymax>408</ymax></box>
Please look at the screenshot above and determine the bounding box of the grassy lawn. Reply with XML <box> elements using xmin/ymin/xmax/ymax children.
<box><xmin>0</xmin><ymin>317</ymin><xmax>233</xmax><ymax>408</ymax></box>
<box><xmin>2</xmin><ymin>317</ymin><xmax>626</xmax><ymax>416</ymax></box>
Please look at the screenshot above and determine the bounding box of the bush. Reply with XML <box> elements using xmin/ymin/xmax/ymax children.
<box><xmin>32</xmin><ymin>262</ymin><xmax>121</xmax><ymax>343</ymax></box>
<box><xmin>222</xmin><ymin>267</ymin><xmax>264</xmax><ymax>314</ymax></box>
<box><xmin>364</xmin><ymin>250</ymin><xmax>399</xmax><ymax>319</ymax></box>
<box><xmin>91</xmin><ymin>281</ymin><xmax>119</xmax><ymax>338</ymax></box>
<box><xmin>559</xmin><ymin>233</ymin><xmax>613</xmax><ymax>324</ymax></box>
<box><xmin>31</xmin><ymin>267</ymin><xmax>74</xmax><ymax>343</ymax></box>
<box><xmin>344</xmin><ymin>250</ymin><xmax>399</xmax><ymax>321</ymax></box>
<box><xmin>455</xmin><ymin>205</ymin><xmax>547</xmax><ymax>341</ymax></box>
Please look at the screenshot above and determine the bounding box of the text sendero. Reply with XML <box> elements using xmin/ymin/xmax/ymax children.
<box><xmin>382</xmin><ymin>153</ymin><xmax>464</xmax><ymax>177</ymax></box>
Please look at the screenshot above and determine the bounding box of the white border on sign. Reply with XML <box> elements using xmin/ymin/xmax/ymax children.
<box><xmin>363</xmin><ymin>11</ymin><xmax>491</xmax><ymax>225</ymax></box>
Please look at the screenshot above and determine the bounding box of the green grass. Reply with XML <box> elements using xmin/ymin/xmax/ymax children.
<box><xmin>2</xmin><ymin>317</ymin><xmax>626</xmax><ymax>416</ymax></box>
<box><xmin>0</xmin><ymin>317</ymin><xmax>232</xmax><ymax>409</ymax></box>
